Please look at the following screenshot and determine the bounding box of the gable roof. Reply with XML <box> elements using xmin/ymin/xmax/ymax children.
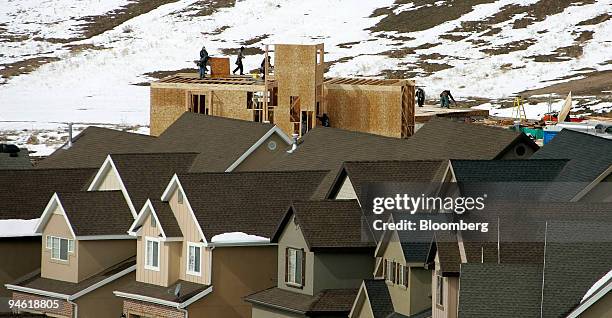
<box><xmin>363</xmin><ymin>279</ymin><xmax>394</xmax><ymax>318</ymax></box>
<box><xmin>272</xmin><ymin>200</ymin><xmax>375</xmax><ymax>251</ymax></box>
<box><xmin>0</xmin><ymin>168</ymin><xmax>97</xmax><ymax>220</ymax></box>
<box><xmin>174</xmin><ymin>170</ymin><xmax>329</xmax><ymax>240</ymax></box>
<box><xmin>0</xmin><ymin>147</ymin><xmax>32</xmax><ymax>169</ymax></box>
<box><xmin>35</xmin><ymin>127</ymin><xmax>156</xmax><ymax>169</ymax></box>
<box><xmin>90</xmin><ymin>152</ymin><xmax>197</xmax><ymax>212</ymax></box>
<box><xmin>37</xmin><ymin>191</ymin><xmax>134</xmax><ymax>237</ymax></box>
<box><xmin>458</xmin><ymin>264</ymin><xmax>543</xmax><ymax>317</ymax></box>
<box><xmin>327</xmin><ymin>160</ymin><xmax>449</xmax><ymax>201</ymax></box>
<box><xmin>115</xmin><ymin>279</ymin><xmax>210</xmax><ymax>305</ymax></box>
<box><xmin>531</xmin><ymin>129</ymin><xmax>612</xmax><ymax>200</ymax></box>
<box><xmin>409</xmin><ymin>117</ymin><xmax>539</xmax><ymax>160</ymax></box>
<box><xmin>146</xmin><ymin>113</ymin><xmax>289</xmax><ymax>172</ymax></box>
<box><xmin>129</xmin><ymin>199</ymin><xmax>182</xmax><ymax>238</ymax></box>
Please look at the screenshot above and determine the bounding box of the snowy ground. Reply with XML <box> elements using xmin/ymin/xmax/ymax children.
<box><xmin>1</xmin><ymin>0</ymin><xmax>611</xmax><ymax>154</ymax></box>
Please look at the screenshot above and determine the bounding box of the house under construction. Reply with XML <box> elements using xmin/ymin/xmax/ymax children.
<box><xmin>150</xmin><ymin>43</ymin><xmax>416</xmax><ymax>138</ymax></box>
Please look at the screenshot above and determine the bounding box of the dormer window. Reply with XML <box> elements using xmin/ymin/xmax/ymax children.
<box><xmin>178</xmin><ymin>191</ymin><xmax>184</xmax><ymax>204</ymax></box>
<box><xmin>286</xmin><ymin>247</ymin><xmax>304</xmax><ymax>287</ymax></box>
<box><xmin>46</xmin><ymin>236</ymin><xmax>73</xmax><ymax>261</ymax></box>
<box><xmin>150</xmin><ymin>216</ymin><xmax>156</xmax><ymax>228</ymax></box>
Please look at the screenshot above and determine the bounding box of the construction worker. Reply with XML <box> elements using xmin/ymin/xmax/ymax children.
<box><xmin>317</xmin><ymin>113</ymin><xmax>330</xmax><ymax>127</ymax></box>
<box><xmin>232</xmin><ymin>46</ymin><xmax>245</xmax><ymax>75</ymax></box>
<box><xmin>440</xmin><ymin>90</ymin><xmax>457</xmax><ymax>108</ymax></box>
<box><xmin>198</xmin><ymin>45</ymin><xmax>209</xmax><ymax>79</ymax></box>
<box><xmin>416</xmin><ymin>87</ymin><xmax>425</xmax><ymax>107</ymax></box>
<box><xmin>260</xmin><ymin>56</ymin><xmax>272</xmax><ymax>80</ymax></box>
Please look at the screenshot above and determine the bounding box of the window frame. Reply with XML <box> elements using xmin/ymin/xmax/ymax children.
<box><xmin>286</xmin><ymin>247</ymin><xmax>304</xmax><ymax>288</ymax></box>
<box><xmin>144</xmin><ymin>237</ymin><xmax>161</xmax><ymax>271</ymax></box>
<box><xmin>150</xmin><ymin>215</ymin><xmax>157</xmax><ymax>228</ymax></box>
<box><xmin>47</xmin><ymin>235</ymin><xmax>73</xmax><ymax>262</ymax></box>
<box><xmin>177</xmin><ymin>190</ymin><xmax>184</xmax><ymax>204</ymax></box>
<box><xmin>436</xmin><ymin>272</ymin><xmax>444</xmax><ymax>307</ymax></box>
<box><xmin>186</xmin><ymin>242</ymin><xmax>202</xmax><ymax>276</ymax></box>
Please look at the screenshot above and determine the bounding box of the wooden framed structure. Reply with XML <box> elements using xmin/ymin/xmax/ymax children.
<box><xmin>150</xmin><ymin>43</ymin><xmax>415</xmax><ymax>138</ymax></box>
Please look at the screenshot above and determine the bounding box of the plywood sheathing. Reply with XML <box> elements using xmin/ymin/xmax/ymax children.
<box><xmin>150</xmin><ymin>87</ymin><xmax>188</xmax><ymax>136</ymax></box>
<box><xmin>209</xmin><ymin>57</ymin><xmax>230</xmax><ymax>78</ymax></box>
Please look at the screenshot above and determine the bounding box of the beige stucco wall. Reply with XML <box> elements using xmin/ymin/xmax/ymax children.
<box><xmin>78</xmin><ymin>239</ymin><xmax>135</xmax><ymax>281</ymax></box>
<box><xmin>335</xmin><ymin>176</ymin><xmax>358</xmax><ymax>200</ymax></box>
<box><xmin>276</xmin><ymin>215</ymin><xmax>314</xmax><ymax>295</ymax></box>
<box><xmin>581</xmin><ymin>290</ymin><xmax>612</xmax><ymax>318</ymax></box>
<box><xmin>233</xmin><ymin>133</ymin><xmax>287</xmax><ymax>172</ymax></box>
<box><xmin>188</xmin><ymin>246</ymin><xmax>277</xmax><ymax>318</ymax></box>
<box><xmin>381</xmin><ymin>232</ymin><xmax>409</xmax><ymax>316</ymax></box>
<box><xmin>0</xmin><ymin>238</ymin><xmax>40</xmax><ymax>298</ymax></box>
<box><xmin>41</xmin><ymin>205</ymin><xmax>77</xmax><ymax>283</ymax></box>
<box><xmin>76</xmin><ymin>271</ymin><xmax>135</xmax><ymax>318</ymax></box>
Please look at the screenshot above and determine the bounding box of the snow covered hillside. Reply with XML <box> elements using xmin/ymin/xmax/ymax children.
<box><xmin>1</xmin><ymin>0</ymin><xmax>611</xmax><ymax>154</ymax></box>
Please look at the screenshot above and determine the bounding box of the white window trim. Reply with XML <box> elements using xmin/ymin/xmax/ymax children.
<box><xmin>436</xmin><ymin>273</ymin><xmax>444</xmax><ymax>307</ymax></box>
<box><xmin>286</xmin><ymin>247</ymin><xmax>304</xmax><ymax>287</ymax></box>
<box><xmin>186</xmin><ymin>242</ymin><xmax>203</xmax><ymax>276</ymax></box>
<box><xmin>144</xmin><ymin>237</ymin><xmax>161</xmax><ymax>271</ymax></box>
<box><xmin>47</xmin><ymin>235</ymin><xmax>74</xmax><ymax>261</ymax></box>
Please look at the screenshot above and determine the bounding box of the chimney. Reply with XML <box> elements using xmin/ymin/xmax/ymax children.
<box><xmin>66</xmin><ymin>123</ymin><xmax>73</xmax><ymax>149</ymax></box>
<box><xmin>287</xmin><ymin>133</ymin><xmax>299</xmax><ymax>153</ymax></box>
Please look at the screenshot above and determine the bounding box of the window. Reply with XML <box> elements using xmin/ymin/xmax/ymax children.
<box><xmin>436</xmin><ymin>273</ymin><xmax>444</xmax><ymax>307</ymax></box>
<box><xmin>286</xmin><ymin>248</ymin><xmax>304</xmax><ymax>287</ymax></box>
<box><xmin>187</xmin><ymin>243</ymin><xmax>202</xmax><ymax>276</ymax></box>
<box><xmin>398</xmin><ymin>265</ymin><xmax>408</xmax><ymax>287</ymax></box>
<box><xmin>150</xmin><ymin>215</ymin><xmax>157</xmax><ymax>228</ymax></box>
<box><xmin>48</xmin><ymin>236</ymin><xmax>73</xmax><ymax>261</ymax></box>
<box><xmin>177</xmin><ymin>191</ymin><xmax>184</xmax><ymax>204</ymax></box>
<box><xmin>190</xmin><ymin>94</ymin><xmax>207</xmax><ymax>115</ymax></box>
<box><xmin>246</xmin><ymin>92</ymin><xmax>254</xmax><ymax>109</ymax></box>
<box><xmin>145</xmin><ymin>238</ymin><xmax>160</xmax><ymax>270</ymax></box>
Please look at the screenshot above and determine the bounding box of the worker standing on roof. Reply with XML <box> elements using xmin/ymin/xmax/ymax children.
<box><xmin>416</xmin><ymin>87</ymin><xmax>425</xmax><ymax>107</ymax></box>
<box><xmin>198</xmin><ymin>45</ymin><xmax>209</xmax><ymax>79</ymax></box>
<box><xmin>232</xmin><ymin>46</ymin><xmax>245</xmax><ymax>75</ymax></box>
<box><xmin>260</xmin><ymin>56</ymin><xmax>272</xmax><ymax>80</ymax></box>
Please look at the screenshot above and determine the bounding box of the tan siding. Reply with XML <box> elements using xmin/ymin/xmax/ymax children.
<box><xmin>277</xmin><ymin>215</ymin><xmax>314</xmax><ymax>295</ymax></box>
<box><xmin>313</xmin><ymin>253</ymin><xmax>373</xmax><ymax>294</ymax></box>
<box><xmin>41</xmin><ymin>205</ymin><xmax>77</xmax><ymax>283</ymax></box>
<box><xmin>353</xmin><ymin>293</ymin><xmax>375</xmax><ymax>318</ymax></box>
<box><xmin>94</xmin><ymin>166</ymin><xmax>122</xmax><ymax>191</ymax></box>
<box><xmin>136</xmin><ymin>212</ymin><xmax>167</xmax><ymax>286</ymax></box>
<box><xmin>188</xmin><ymin>246</ymin><xmax>277</xmax><ymax>318</ymax></box>
<box><xmin>383</xmin><ymin>232</ymin><xmax>410</xmax><ymax>315</ymax></box>
<box><xmin>335</xmin><ymin>176</ymin><xmax>358</xmax><ymax>200</ymax></box>
<box><xmin>409</xmin><ymin>267</ymin><xmax>432</xmax><ymax>314</ymax></box>
<box><xmin>167</xmin><ymin>241</ymin><xmax>182</xmax><ymax>284</ymax></box>
<box><xmin>251</xmin><ymin>305</ymin><xmax>305</xmax><ymax>318</ymax></box>
<box><xmin>432</xmin><ymin>252</ymin><xmax>458</xmax><ymax>318</ymax></box>
<box><xmin>0</xmin><ymin>239</ymin><xmax>40</xmax><ymax>298</ymax></box>
<box><xmin>233</xmin><ymin>134</ymin><xmax>287</xmax><ymax>171</ymax></box>
<box><xmin>167</xmin><ymin>188</ymin><xmax>211</xmax><ymax>284</ymax></box>
<box><xmin>76</xmin><ymin>271</ymin><xmax>135</xmax><ymax>318</ymax></box>
<box><xmin>582</xmin><ymin>291</ymin><xmax>612</xmax><ymax>318</ymax></box>
<box><xmin>77</xmin><ymin>240</ymin><xmax>135</xmax><ymax>281</ymax></box>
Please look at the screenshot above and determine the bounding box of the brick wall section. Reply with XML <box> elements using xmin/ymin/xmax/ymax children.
<box><xmin>12</xmin><ymin>292</ymin><xmax>73</xmax><ymax>317</ymax></box>
<box><xmin>123</xmin><ymin>299</ymin><xmax>185</xmax><ymax>318</ymax></box>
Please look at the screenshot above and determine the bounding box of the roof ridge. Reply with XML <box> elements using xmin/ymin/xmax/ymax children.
<box><xmin>109</xmin><ymin>152</ymin><xmax>200</xmax><ymax>156</ymax></box>
<box><xmin>179</xmin><ymin>170</ymin><xmax>330</xmax><ymax>176</ymax></box>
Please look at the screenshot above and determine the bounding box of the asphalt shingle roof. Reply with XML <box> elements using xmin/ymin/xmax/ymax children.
<box><xmin>177</xmin><ymin>170</ymin><xmax>329</xmax><ymax>239</ymax></box>
<box><xmin>245</xmin><ymin>287</ymin><xmax>357</xmax><ymax>315</ymax></box>
<box><xmin>35</xmin><ymin>127</ymin><xmax>156</xmax><ymax>169</ymax></box>
<box><xmin>272</xmin><ymin>200</ymin><xmax>375</xmax><ymax>251</ymax></box>
<box><xmin>13</xmin><ymin>256</ymin><xmax>135</xmax><ymax>295</ymax></box>
<box><xmin>458</xmin><ymin>263</ymin><xmax>543</xmax><ymax>318</ymax></box>
<box><xmin>531</xmin><ymin>129</ymin><xmax>612</xmax><ymax>200</ymax></box>
<box><xmin>116</xmin><ymin>279</ymin><xmax>209</xmax><ymax>303</ymax></box>
<box><xmin>0</xmin><ymin>168</ymin><xmax>97</xmax><ymax>219</ymax></box>
<box><xmin>56</xmin><ymin>191</ymin><xmax>133</xmax><ymax>236</ymax></box>
<box><xmin>0</xmin><ymin>147</ymin><xmax>32</xmax><ymax>169</ymax></box>
<box><xmin>147</xmin><ymin>113</ymin><xmax>276</xmax><ymax>172</ymax></box>
<box><xmin>363</xmin><ymin>279</ymin><xmax>394</xmax><ymax>318</ymax></box>
<box><xmin>149</xmin><ymin>199</ymin><xmax>182</xmax><ymax>238</ymax></box>
<box><xmin>109</xmin><ymin>152</ymin><xmax>197</xmax><ymax>211</ymax></box>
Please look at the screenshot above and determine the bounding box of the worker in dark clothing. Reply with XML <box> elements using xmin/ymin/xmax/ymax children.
<box><xmin>317</xmin><ymin>113</ymin><xmax>330</xmax><ymax>127</ymax></box>
<box><xmin>260</xmin><ymin>56</ymin><xmax>272</xmax><ymax>80</ymax></box>
<box><xmin>232</xmin><ymin>46</ymin><xmax>245</xmax><ymax>75</ymax></box>
<box><xmin>440</xmin><ymin>90</ymin><xmax>457</xmax><ymax>108</ymax></box>
<box><xmin>416</xmin><ymin>88</ymin><xmax>425</xmax><ymax>107</ymax></box>
<box><xmin>198</xmin><ymin>46</ymin><xmax>209</xmax><ymax>79</ymax></box>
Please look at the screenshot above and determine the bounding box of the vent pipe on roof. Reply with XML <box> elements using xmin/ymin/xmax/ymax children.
<box><xmin>66</xmin><ymin>123</ymin><xmax>74</xmax><ymax>149</ymax></box>
<box><xmin>287</xmin><ymin>134</ymin><xmax>299</xmax><ymax>153</ymax></box>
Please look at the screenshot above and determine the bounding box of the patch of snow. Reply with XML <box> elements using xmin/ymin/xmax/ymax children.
<box><xmin>0</xmin><ymin>218</ymin><xmax>40</xmax><ymax>237</ymax></box>
<box><xmin>210</xmin><ymin>232</ymin><xmax>269</xmax><ymax>244</ymax></box>
<box><xmin>582</xmin><ymin>269</ymin><xmax>612</xmax><ymax>302</ymax></box>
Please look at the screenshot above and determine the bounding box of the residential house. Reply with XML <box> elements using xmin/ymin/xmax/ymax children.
<box><xmin>531</xmin><ymin>129</ymin><xmax>612</xmax><ymax>201</ymax></box>
<box><xmin>0</xmin><ymin>168</ymin><xmax>97</xmax><ymax>312</ymax></box>
<box><xmin>566</xmin><ymin>269</ymin><xmax>612</xmax><ymax>318</ymax></box>
<box><xmin>5</xmin><ymin>191</ymin><xmax>136</xmax><ymax>318</ymax></box>
<box><xmin>0</xmin><ymin>144</ymin><xmax>32</xmax><ymax>169</ymax></box>
<box><xmin>114</xmin><ymin>170</ymin><xmax>328</xmax><ymax>318</ymax></box>
<box><xmin>36</xmin><ymin>113</ymin><xmax>291</xmax><ymax>173</ymax></box>
<box><xmin>245</xmin><ymin>200</ymin><xmax>375</xmax><ymax>317</ymax></box>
